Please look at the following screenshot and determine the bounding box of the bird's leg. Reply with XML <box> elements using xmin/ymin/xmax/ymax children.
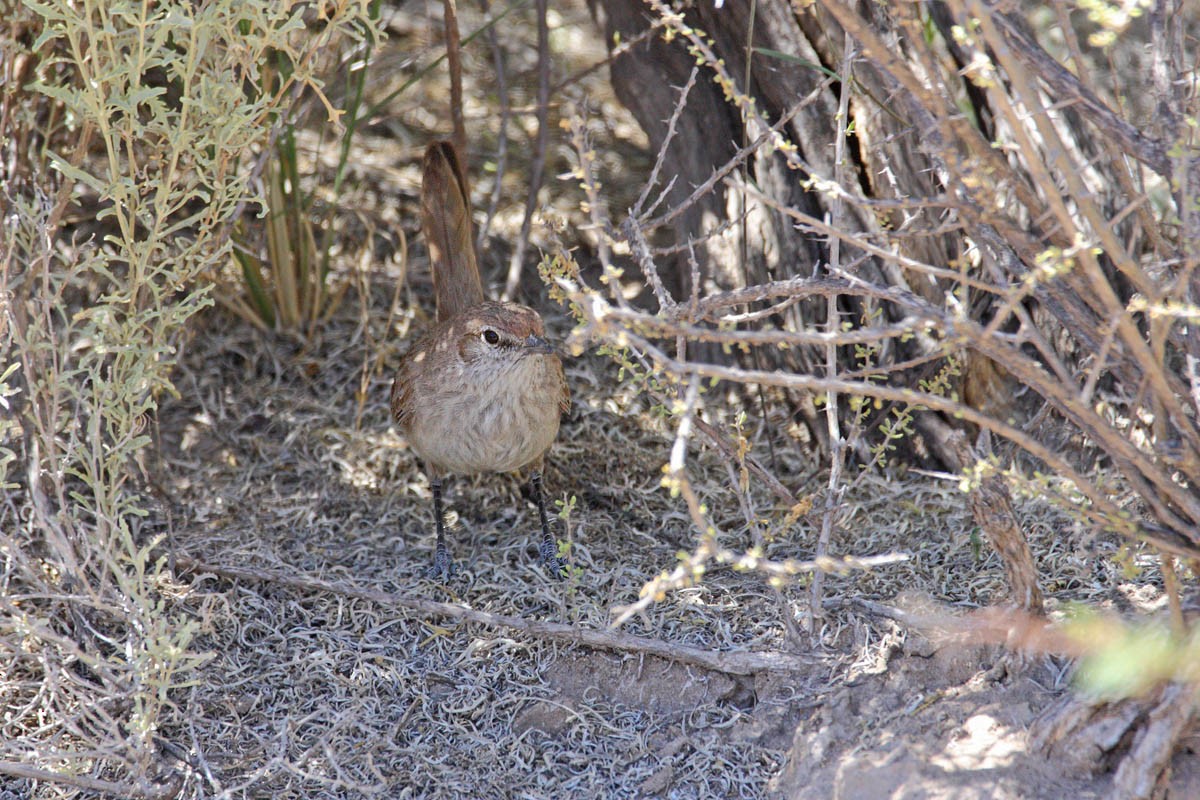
<box><xmin>531</xmin><ymin>472</ymin><xmax>566</xmax><ymax>578</ymax></box>
<box><xmin>427</xmin><ymin>476</ymin><xmax>456</xmax><ymax>579</ymax></box>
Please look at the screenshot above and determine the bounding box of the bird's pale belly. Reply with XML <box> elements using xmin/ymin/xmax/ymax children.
<box><xmin>405</xmin><ymin>362</ymin><xmax>562</xmax><ymax>475</ymax></box>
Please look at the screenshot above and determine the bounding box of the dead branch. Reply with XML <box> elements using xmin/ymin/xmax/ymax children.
<box><xmin>0</xmin><ymin>761</ymin><xmax>180</xmax><ymax>800</ymax></box>
<box><xmin>174</xmin><ymin>554</ymin><xmax>818</xmax><ymax>676</ymax></box>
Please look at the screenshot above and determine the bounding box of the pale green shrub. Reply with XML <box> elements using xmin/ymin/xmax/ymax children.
<box><xmin>0</xmin><ymin>1</ymin><xmax>383</xmax><ymax>794</ymax></box>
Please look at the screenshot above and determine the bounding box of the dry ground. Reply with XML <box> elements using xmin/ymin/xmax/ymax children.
<box><xmin>11</xmin><ymin>2</ymin><xmax>1200</xmax><ymax>798</ymax></box>
<box><xmin>147</xmin><ymin>281</ymin><xmax>1200</xmax><ymax>798</ymax></box>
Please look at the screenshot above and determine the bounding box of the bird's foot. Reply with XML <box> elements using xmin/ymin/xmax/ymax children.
<box><xmin>425</xmin><ymin>546</ymin><xmax>458</xmax><ymax>581</ymax></box>
<box><xmin>538</xmin><ymin>537</ymin><xmax>568</xmax><ymax>580</ymax></box>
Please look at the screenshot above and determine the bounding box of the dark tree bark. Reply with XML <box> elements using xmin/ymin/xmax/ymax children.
<box><xmin>590</xmin><ymin>0</ymin><xmax>1003</xmax><ymax>462</ymax></box>
<box><xmin>591</xmin><ymin>0</ymin><xmax>829</xmax><ymax>297</ymax></box>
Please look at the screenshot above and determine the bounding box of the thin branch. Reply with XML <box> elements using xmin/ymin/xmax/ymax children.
<box><xmin>569</xmin><ymin>296</ymin><xmax>1200</xmax><ymax>558</ymax></box>
<box><xmin>963</xmin><ymin>0</ymin><xmax>1199</xmax><ymax>460</ymax></box>
<box><xmin>550</xmin><ymin>21</ymin><xmax>662</xmax><ymax>95</ymax></box>
<box><xmin>502</xmin><ymin>0</ymin><xmax>551</xmax><ymax>300</ymax></box>
<box><xmin>601</xmin><ymin>303</ymin><xmax>939</xmax><ymax>352</ymax></box>
<box><xmin>741</xmin><ymin>181</ymin><xmax>1200</xmax><ymax>526</ymax></box>
<box><xmin>475</xmin><ymin>0</ymin><xmax>511</xmax><ymax>250</ymax></box>
<box><xmin>640</xmin><ymin>94</ymin><xmax>818</xmax><ymax>231</ymax></box>
<box><xmin>0</xmin><ymin>762</ymin><xmax>179</xmax><ymax>800</ymax></box>
<box><xmin>174</xmin><ymin>555</ymin><xmax>816</xmax><ymax>676</ymax></box>
<box><xmin>811</xmin><ymin>31</ymin><xmax>857</xmax><ymax>635</ymax></box>
<box><xmin>623</xmin><ymin>216</ymin><xmax>676</xmax><ymax>312</ymax></box>
<box><xmin>443</xmin><ymin>0</ymin><xmax>469</xmax><ymax>175</ymax></box>
<box><xmin>986</xmin><ymin>6</ymin><xmax>1171</xmax><ymax>177</ymax></box>
<box><xmin>632</xmin><ymin>67</ymin><xmax>699</xmax><ymax>219</ymax></box>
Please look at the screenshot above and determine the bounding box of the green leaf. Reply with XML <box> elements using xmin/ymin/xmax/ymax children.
<box><xmin>45</xmin><ymin>150</ymin><xmax>107</xmax><ymax>194</ymax></box>
<box><xmin>752</xmin><ymin>47</ymin><xmax>839</xmax><ymax>79</ymax></box>
<box><xmin>233</xmin><ymin>247</ymin><xmax>274</xmax><ymax>327</ymax></box>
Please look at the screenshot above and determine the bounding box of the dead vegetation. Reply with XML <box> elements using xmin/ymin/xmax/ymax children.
<box><xmin>115</xmin><ymin>288</ymin><xmax>1187</xmax><ymax>799</ymax></box>
<box><xmin>3</xmin><ymin>1</ymin><xmax>1200</xmax><ymax>798</ymax></box>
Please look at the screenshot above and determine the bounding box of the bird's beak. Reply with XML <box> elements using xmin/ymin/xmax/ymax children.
<box><xmin>524</xmin><ymin>334</ymin><xmax>558</xmax><ymax>355</ymax></box>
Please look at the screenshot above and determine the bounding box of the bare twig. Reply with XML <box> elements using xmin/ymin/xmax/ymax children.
<box><xmin>611</xmin><ymin>550</ymin><xmax>911</xmax><ymax>628</ymax></box>
<box><xmin>632</xmin><ymin>67</ymin><xmax>698</xmax><ymax>219</ymax></box>
<box><xmin>502</xmin><ymin>0</ymin><xmax>551</xmax><ymax>300</ymax></box>
<box><xmin>475</xmin><ymin>0</ymin><xmax>511</xmax><ymax>250</ymax></box>
<box><xmin>174</xmin><ymin>555</ymin><xmax>816</xmax><ymax>675</ymax></box>
<box><xmin>692</xmin><ymin>416</ymin><xmax>798</xmax><ymax>506</ymax></box>
<box><xmin>442</xmin><ymin>0</ymin><xmax>469</xmax><ymax>178</ymax></box>
<box><xmin>550</xmin><ymin>21</ymin><xmax>662</xmax><ymax>95</ymax></box>
<box><xmin>568</xmin><ymin>291</ymin><xmax>1200</xmax><ymax>558</ymax></box>
<box><xmin>986</xmin><ymin>8</ymin><xmax>1171</xmax><ymax>177</ymax></box>
<box><xmin>810</xmin><ymin>31</ymin><xmax>857</xmax><ymax>636</ymax></box>
<box><xmin>0</xmin><ymin>762</ymin><xmax>179</xmax><ymax>800</ymax></box>
<box><xmin>742</xmin><ymin>180</ymin><xmax>1200</xmax><ymax>531</ymax></box>
<box><xmin>641</xmin><ymin>98</ymin><xmax>816</xmax><ymax>232</ymax></box>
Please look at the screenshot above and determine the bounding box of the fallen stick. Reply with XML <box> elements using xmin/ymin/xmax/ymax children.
<box><xmin>0</xmin><ymin>761</ymin><xmax>179</xmax><ymax>800</ymax></box>
<box><xmin>175</xmin><ymin>555</ymin><xmax>817</xmax><ymax>676</ymax></box>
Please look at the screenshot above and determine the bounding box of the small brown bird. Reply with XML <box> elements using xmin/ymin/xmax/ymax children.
<box><xmin>391</xmin><ymin>141</ymin><xmax>570</xmax><ymax>578</ymax></box>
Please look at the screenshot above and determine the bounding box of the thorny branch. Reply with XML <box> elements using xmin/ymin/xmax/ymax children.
<box><xmin>550</xmin><ymin>0</ymin><xmax>1200</xmax><ymax>626</ymax></box>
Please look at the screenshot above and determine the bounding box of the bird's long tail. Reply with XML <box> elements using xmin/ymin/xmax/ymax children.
<box><xmin>421</xmin><ymin>140</ymin><xmax>484</xmax><ymax>322</ymax></box>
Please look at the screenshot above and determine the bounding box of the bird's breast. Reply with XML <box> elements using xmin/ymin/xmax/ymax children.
<box><xmin>404</xmin><ymin>355</ymin><xmax>564</xmax><ymax>475</ymax></box>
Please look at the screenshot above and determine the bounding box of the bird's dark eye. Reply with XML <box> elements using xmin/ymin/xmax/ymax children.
<box><xmin>482</xmin><ymin>329</ymin><xmax>500</xmax><ymax>345</ymax></box>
